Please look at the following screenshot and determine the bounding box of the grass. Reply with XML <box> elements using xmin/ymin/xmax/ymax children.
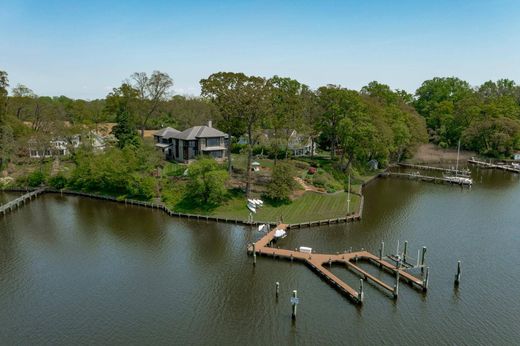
<box><xmin>186</xmin><ymin>191</ymin><xmax>360</xmax><ymax>224</ymax></box>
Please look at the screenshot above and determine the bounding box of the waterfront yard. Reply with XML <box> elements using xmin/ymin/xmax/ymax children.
<box><xmin>172</xmin><ymin>190</ymin><xmax>360</xmax><ymax>224</ymax></box>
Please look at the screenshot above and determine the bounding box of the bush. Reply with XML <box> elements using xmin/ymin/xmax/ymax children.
<box><xmin>266</xmin><ymin>162</ymin><xmax>296</xmax><ymax>202</ymax></box>
<box><xmin>27</xmin><ymin>170</ymin><xmax>46</xmax><ymax>187</ymax></box>
<box><xmin>48</xmin><ymin>174</ymin><xmax>68</xmax><ymax>189</ymax></box>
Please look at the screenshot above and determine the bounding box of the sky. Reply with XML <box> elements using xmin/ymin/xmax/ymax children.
<box><xmin>1</xmin><ymin>0</ymin><xmax>520</xmax><ymax>99</ymax></box>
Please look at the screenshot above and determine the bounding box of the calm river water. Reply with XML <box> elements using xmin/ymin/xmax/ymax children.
<box><xmin>1</xmin><ymin>168</ymin><xmax>520</xmax><ymax>345</ymax></box>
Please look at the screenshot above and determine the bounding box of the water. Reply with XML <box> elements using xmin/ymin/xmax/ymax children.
<box><xmin>1</xmin><ymin>168</ymin><xmax>519</xmax><ymax>345</ymax></box>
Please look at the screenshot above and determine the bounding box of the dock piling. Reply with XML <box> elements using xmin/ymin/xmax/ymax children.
<box><xmin>291</xmin><ymin>290</ymin><xmax>298</xmax><ymax>319</ymax></box>
<box><xmin>424</xmin><ymin>267</ymin><xmax>430</xmax><ymax>291</ymax></box>
<box><xmin>379</xmin><ymin>241</ymin><xmax>384</xmax><ymax>260</ymax></box>
<box><xmin>253</xmin><ymin>242</ymin><xmax>256</xmax><ymax>266</ymax></box>
<box><xmin>403</xmin><ymin>241</ymin><xmax>408</xmax><ymax>262</ymax></box>
<box><xmin>359</xmin><ymin>279</ymin><xmax>364</xmax><ymax>302</ymax></box>
<box><xmin>394</xmin><ymin>270</ymin><xmax>400</xmax><ymax>299</ymax></box>
<box><xmin>454</xmin><ymin>261</ymin><xmax>461</xmax><ymax>286</ymax></box>
<box><xmin>276</xmin><ymin>282</ymin><xmax>280</xmax><ymax>298</ymax></box>
<box><xmin>420</xmin><ymin>246</ymin><xmax>427</xmax><ymax>272</ymax></box>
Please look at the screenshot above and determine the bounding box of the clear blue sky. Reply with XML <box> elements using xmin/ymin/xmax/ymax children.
<box><xmin>1</xmin><ymin>0</ymin><xmax>519</xmax><ymax>99</ymax></box>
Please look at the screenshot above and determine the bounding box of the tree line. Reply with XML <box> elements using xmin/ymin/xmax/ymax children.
<box><xmin>2</xmin><ymin>69</ymin><xmax>519</xmax><ymax>180</ymax></box>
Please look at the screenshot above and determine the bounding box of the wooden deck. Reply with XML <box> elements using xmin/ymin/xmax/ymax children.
<box><xmin>398</xmin><ymin>163</ymin><xmax>469</xmax><ymax>175</ymax></box>
<box><xmin>0</xmin><ymin>188</ymin><xmax>46</xmax><ymax>216</ymax></box>
<box><xmin>468</xmin><ymin>158</ymin><xmax>520</xmax><ymax>173</ymax></box>
<box><xmin>248</xmin><ymin>224</ymin><xmax>427</xmax><ymax>304</ymax></box>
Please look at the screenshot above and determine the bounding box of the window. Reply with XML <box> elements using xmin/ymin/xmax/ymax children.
<box><xmin>209</xmin><ymin>150</ymin><xmax>223</xmax><ymax>158</ymax></box>
<box><xmin>206</xmin><ymin>138</ymin><xmax>220</xmax><ymax>147</ymax></box>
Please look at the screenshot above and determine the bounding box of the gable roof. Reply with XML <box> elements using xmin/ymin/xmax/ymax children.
<box><xmin>154</xmin><ymin>127</ymin><xmax>180</xmax><ymax>139</ymax></box>
<box><xmin>176</xmin><ymin>125</ymin><xmax>227</xmax><ymax>140</ymax></box>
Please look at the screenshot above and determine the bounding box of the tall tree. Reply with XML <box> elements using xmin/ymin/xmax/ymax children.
<box><xmin>106</xmin><ymin>83</ymin><xmax>141</xmax><ymax>148</ymax></box>
<box><xmin>266</xmin><ymin>76</ymin><xmax>307</xmax><ymax>161</ymax></box>
<box><xmin>130</xmin><ymin>71</ymin><xmax>173</xmax><ymax>138</ymax></box>
<box><xmin>0</xmin><ymin>71</ymin><xmax>10</xmax><ymax>168</ymax></box>
<box><xmin>200</xmin><ymin>72</ymin><xmax>248</xmax><ymax>173</ymax></box>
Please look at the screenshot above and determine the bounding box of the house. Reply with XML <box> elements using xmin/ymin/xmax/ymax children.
<box><xmin>514</xmin><ymin>152</ymin><xmax>520</xmax><ymax>161</ymax></box>
<box><xmin>29</xmin><ymin>136</ymin><xmax>81</xmax><ymax>158</ymax></box>
<box><xmin>154</xmin><ymin>121</ymin><xmax>228</xmax><ymax>163</ymax></box>
<box><xmin>287</xmin><ymin>130</ymin><xmax>317</xmax><ymax>157</ymax></box>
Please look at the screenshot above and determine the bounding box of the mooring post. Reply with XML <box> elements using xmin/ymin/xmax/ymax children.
<box><xmin>394</xmin><ymin>269</ymin><xmax>400</xmax><ymax>299</ymax></box>
<box><xmin>396</xmin><ymin>254</ymin><xmax>401</xmax><ymax>269</ymax></box>
<box><xmin>276</xmin><ymin>282</ymin><xmax>280</xmax><ymax>298</ymax></box>
<box><xmin>252</xmin><ymin>242</ymin><xmax>256</xmax><ymax>266</ymax></box>
<box><xmin>454</xmin><ymin>261</ymin><xmax>461</xmax><ymax>286</ymax></box>
<box><xmin>291</xmin><ymin>290</ymin><xmax>298</xmax><ymax>320</ymax></box>
<box><xmin>396</xmin><ymin>240</ymin><xmax>400</xmax><ymax>257</ymax></box>
<box><xmin>328</xmin><ymin>258</ymin><xmax>332</xmax><ymax>268</ymax></box>
<box><xmin>423</xmin><ymin>267</ymin><xmax>430</xmax><ymax>291</ymax></box>
<box><xmin>420</xmin><ymin>246</ymin><xmax>427</xmax><ymax>273</ymax></box>
<box><xmin>379</xmin><ymin>241</ymin><xmax>384</xmax><ymax>260</ymax></box>
<box><xmin>403</xmin><ymin>241</ymin><xmax>408</xmax><ymax>262</ymax></box>
<box><xmin>359</xmin><ymin>279</ymin><xmax>364</xmax><ymax>303</ymax></box>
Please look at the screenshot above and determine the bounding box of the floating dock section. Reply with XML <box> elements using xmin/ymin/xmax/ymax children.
<box><xmin>248</xmin><ymin>224</ymin><xmax>428</xmax><ymax>304</ymax></box>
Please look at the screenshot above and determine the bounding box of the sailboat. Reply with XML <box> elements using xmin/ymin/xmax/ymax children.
<box><xmin>443</xmin><ymin>141</ymin><xmax>473</xmax><ymax>186</ymax></box>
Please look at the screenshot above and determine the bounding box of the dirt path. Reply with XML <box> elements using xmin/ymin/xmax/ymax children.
<box><xmin>293</xmin><ymin>177</ymin><xmax>326</xmax><ymax>193</ymax></box>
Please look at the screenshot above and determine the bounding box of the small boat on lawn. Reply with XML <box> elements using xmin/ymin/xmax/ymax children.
<box><xmin>247</xmin><ymin>203</ymin><xmax>256</xmax><ymax>213</ymax></box>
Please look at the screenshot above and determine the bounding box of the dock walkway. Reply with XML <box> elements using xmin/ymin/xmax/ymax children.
<box><xmin>0</xmin><ymin>188</ymin><xmax>46</xmax><ymax>216</ymax></box>
<box><xmin>398</xmin><ymin>163</ymin><xmax>469</xmax><ymax>175</ymax></box>
<box><xmin>468</xmin><ymin>158</ymin><xmax>520</xmax><ymax>173</ymax></box>
<box><xmin>381</xmin><ymin>172</ymin><xmax>472</xmax><ymax>186</ymax></box>
<box><xmin>248</xmin><ymin>224</ymin><xmax>427</xmax><ymax>304</ymax></box>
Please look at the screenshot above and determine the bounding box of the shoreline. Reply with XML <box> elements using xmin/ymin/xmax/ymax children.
<box><xmin>0</xmin><ymin>187</ymin><xmax>365</xmax><ymax>229</ymax></box>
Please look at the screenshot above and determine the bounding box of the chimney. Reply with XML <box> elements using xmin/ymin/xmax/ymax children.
<box><xmin>208</xmin><ymin>120</ymin><xmax>212</xmax><ymax>128</ymax></box>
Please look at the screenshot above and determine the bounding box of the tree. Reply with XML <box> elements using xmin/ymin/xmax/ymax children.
<box><xmin>266</xmin><ymin>76</ymin><xmax>308</xmax><ymax>161</ymax></box>
<box><xmin>0</xmin><ymin>71</ymin><xmax>12</xmax><ymax>168</ymax></box>
<box><xmin>10</xmin><ymin>84</ymin><xmax>35</xmax><ymax>120</ymax></box>
<box><xmin>201</xmin><ymin>72</ymin><xmax>268</xmax><ymax>197</ymax></box>
<box><xmin>316</xmin><ymin>85</ymin><xmax>351</xmax><ymax>160</ymax></box>
<box><xmin>130</xmin><ymin>71</ymin><xmax>173</xmax><ymax>138</ymax></box>
<box><xmin>187</xmin><ymin>156</ymin><xmax>229</xmax><ymax>205</ymax></box>
<box><xmin>266</xmin><ymin>162</ymin><xmax>296</xmax><ymax>202</ymax></box>
<box><xmin>106</xmin><ymin>83</ymin><xmax>141</xmax><ymax>148</ymax></box>
<box><xmin>414</xmin><ymin>77</ymin><xmax>472</xmax><ymax>146</ymax></box>
<box><xmin>200</xmin><ymin>72</ymin><xmax>248</xmax><ymax>173</ymax></box>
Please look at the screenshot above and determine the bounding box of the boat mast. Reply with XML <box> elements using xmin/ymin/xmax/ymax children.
<box><xmin>347</xmin><ymin>174</ymin><xmax>351</xmax><ymax>214</ymax></box>
<box><xmin>455</xmin><ymin>140</ymin><xmax>461</xmax><ymax>177</ymax></box>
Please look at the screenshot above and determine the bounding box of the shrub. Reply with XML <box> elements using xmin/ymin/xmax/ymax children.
<box><xmin>48</xmin><ymin>174</ymin><xmax>68</xmax><ymax>189</ymax></box>
<box><xmin>27</xmin><ymin>170</ymin><xmax>46</xmax><ymax>187</ymax></box>
<box><xmin>266</xmin><ymin>162</ymin><xmax>296</xmax><ymax>202</ymax></box>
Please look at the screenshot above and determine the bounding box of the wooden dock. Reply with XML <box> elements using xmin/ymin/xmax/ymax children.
<box><xmin>398</xmin><ymin>163</ymin><xmax>469</xmax><ymax>175</ymax></box>
<box><xmin>0</xmin><ymin>188</ymin><xmax>46</xmax><ymax>216</ymax></box>
<box><xmin>248</xmin><ymin>224</ymin><xmax>427</xmax><ymax>304</ymax></box>
<box><xmin>381</xmin><ymin>172</ymin><xmax>472</xmax><ymax>186</ymax></box>
<box><xmin>468</xmin><ymin>158</ymin><xmax>520</xmax><ymax>173</ymax></box>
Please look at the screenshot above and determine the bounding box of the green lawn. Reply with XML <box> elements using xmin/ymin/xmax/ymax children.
<box><xmin>204</xmin><ymin>191</ymin><xmax>360</xmax><ymax>224</ymax></box>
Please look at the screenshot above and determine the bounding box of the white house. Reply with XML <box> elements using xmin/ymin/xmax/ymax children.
<box><xmin>29</xmin><ymin>136</ymin><xmax>81</xmax><ymax>158</ymax></box>
<box><xmin>514</xmin><ymin>152</ymin><xmax>520</xmax><ymax>161</ymax></box>
<box><xmin>154</xmin><ymin>121</ymin><xmax>228</xmax><ymax>163</ymax></box>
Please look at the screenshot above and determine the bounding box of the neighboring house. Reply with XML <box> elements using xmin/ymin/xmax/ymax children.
<box><xmin>154</xmin><ymin>121</ymin><xmax>228</xmax><ymax>163</ymax></box>
<box><xmin>514</xmin><ymin>152</ymin><xmax>520</xmax><ymax>161</ymax></box>
<box><xmin>287</xmin><ymin>130</ymin><xmax>317</xmax><ymax>157</ymax></box>
<box><xmin>29</xmin><ymin>136</ymin><xmax>81</xmax><ymax>158</ymax></box>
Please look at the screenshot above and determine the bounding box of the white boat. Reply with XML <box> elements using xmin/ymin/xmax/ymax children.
<box><xmin>299</xmin><ymin>246</ymin><xmax>312</xmax><ymax>254</ymax></box>
<box><xmin>247</xmin><ymin>203</ymin><xmax>256</xmax><ymax>213</ymax></box>
<box><xmin>512</xmin><ymin>163</ymin><xmax>520</xmax><ymax>169</ymax></box>
<box><xmin>273</xmin><ymin>229</ymin><xmax>287</xmax><ymax>239</ymax></box>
